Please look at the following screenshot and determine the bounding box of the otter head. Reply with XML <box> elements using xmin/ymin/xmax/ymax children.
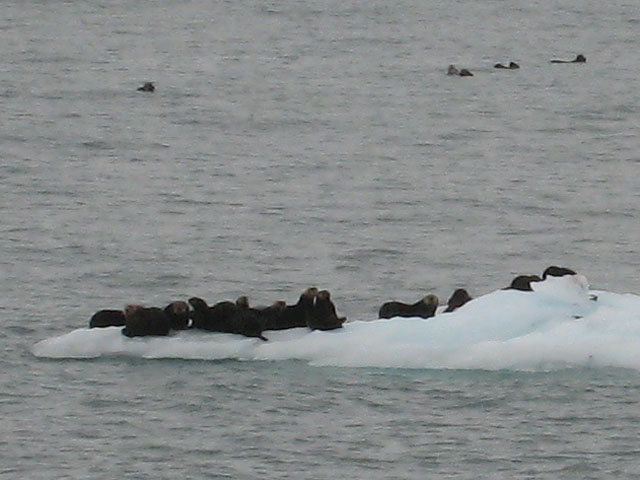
<box><xmin>542</xmin><ymin>266</ymin><xmax>576</xmax><ymax>279</ymax></box>
<box><xmin>188</xmin><ymin>297</ymin><xmax>209</xmax><ymax>312</ymax></box>
<box><xmin>317</xmin><ymin>290</ymin><xmax>331</xmax><ymax>301</ymax></box>
<box><xmin>422</xmin><ymin>294</ymin><xmax>439</xmax><ymax>307</ymax></box>
<box><xmin>304</xmin><ymin>287</ymin><xmax>319</xmax><ymax>296</ymax></box>
<box><xmin>447</xmin><ymin>64</ymin><xmax>459</xmax><ymax>75</ymax></box>
<box><xmin>575</xmin><ymin>54</ymin><xmax>586</xmax><ymax>63</ymax></box>
<box><xmin>508</xmin><ymin>275</ymin><xmax>542</xmax><ymax>291</ymax></box>
<box><xmin>169</xmin><ymin>301</ymin><xmax>189</xmax><ymax>315</ymax></box>
<box><xmin>450</xmin><ymin>289</ymin><xmax>471</xmax><ymax>303</ymax></box>
<box><xmin>236</xmin><ymin>296</ymin><xmax>249</xmax><ymax>308</ymax></box>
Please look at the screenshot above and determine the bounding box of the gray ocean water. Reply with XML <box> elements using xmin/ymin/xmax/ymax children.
<box><xmin>2</xmin><ymin>0</ymin><xmax>640</xmax><ymax>478</ymax></box>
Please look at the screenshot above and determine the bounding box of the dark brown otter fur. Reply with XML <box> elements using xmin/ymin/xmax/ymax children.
<box><xmin>550</xmin><ymin>54</ymin><xmax>586</xmax><ymax>64</ymax></box>
<box><xmin>89</xmin><ymin>309</ymin><xmax>126</xmax><ymax>328</ymax></box>
<box><xmin>137</xmin><ymin>81</ymin><xmax>155</xmax><ymax>92</ymax></box>
<box><xmin>542</xmin><ymin>266</ymin><xmax>577</xmax><ymax>279</ymax></box>
<box><xmin>505</xmin><ymin>275</ymin><xmax>543</xmax><ymax>291</ymax></box>
<box><xmin>188</xmin><ymin>297</ymin><xmax>236</xmax><ymax>333</ymax></box>
<box><xmin>122</xmin><ymin>305</ymin><xmax>171</xmax><ymax>337</ymax></box>
<box><xmin>307</xmin><ymin>290</ymin><xmax>346</xmax><ymax>331</ymax></box>
<box><xmin>378</xmin><ymin>294</ymin><xmax>439</xmax><ymax>319</ymax></box>
<box><xmin>444</xmin><ymin>289</ymin><xmax>472</xmax><ymax>313</ymax></box>
<box><xmin>164</xmin><ymin>301</ymin><xmax>191</xmax><ymax>330</ymax></box>
<box><xmin>264</xmin><ymin>287</ymin><xmax>318</xmax><ymax>330</ymax></box>
<box><xmin>187</xmin><ymin>296</ymin><xmax>267</xmax><ymax>340</ymax></box>
<box><xmin>494</xmin><ymin>62</ymin><xmax>520</xmax><ymax>69</ymax></box>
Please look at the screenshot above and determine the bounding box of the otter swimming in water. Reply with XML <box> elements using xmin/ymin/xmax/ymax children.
<box><xmin>494</xmin><ymin>62</ymin><xmax>520</xmax><ymax>69</ymax></box>
<box><xmin>137</xmin><ymin>82</ymin><xmax>155</xmax><ymax>92</ymax></box>
<box><xmin>447</xmin><ymin>65</ymin><xmax>473</xmax><ymax>77</ymax></box>
<box><xmin>550</xmin><ymin>54</ymin><xmax>586</xmax><ymax>64</ymax></box>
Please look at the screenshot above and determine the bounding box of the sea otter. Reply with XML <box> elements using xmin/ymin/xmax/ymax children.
<box><xmin>447</xmin><ymin>65</ymin><xmax>473</xmax><ymax>76</ymax></box>
<box><xmin>443</xmin><ymin>288</ymin><xmax>473</xmax><ymax>313</ymax></box>
<box><xmin>307</xmin><ymin>290</ymin><xmax>346</xmax><ymax>331</ymax></box>
<box><xmin>187</xmin><ymin>296</ymin><xmax>267</xmax><ymax>340</ymax></box>
<box><xmin>264</xmin><ymin>287</ymin><xmax>318</xmax><ymax>330</ymax></box>
<box><xmin>550</xmin><ymin>54</ymin><xmax>586</xmax><ymax>64</ymax></box>
<box><xmin>233</xmin><ymin>296</ymin><xmax>279</xmax><ymax>341</ymax></box>
<box><xmin>494</xmin><ymin>62</ymin><xmax>520</xmax><ymax>69</ymax></box>
<box><xmin>188</xmin><ymin>297</ymin><xmax>237</xmax><ymax>333</ymax></box>
<box><xmin>378</xmin><ymin>294</ymin><xmax>439</xmax><ymax>319</ymax></box>
<box><xmin>137</xmin><ymin>82</ymin><xmax>155</xmax><ymax>92</ymax></box>
<box><xmin>89</xmin><ymin>309</ymin><xmax>126</xmax><ymax>328</ymax></box>
<box><xmin>542</xmin><ymin>266</ymin><xmax>577</xmax><ymax>278</ymax></box>
<box><xmin>122</xmin><ymin>305</ymin><xmax>171</xmax><ymax>337</ymax></box>
<box><xmin>164</xmin><ymin>301</ymin><xmax>191</xmax><ymax>330</ymax></box>
<box><xmin>238</xmin><ymin>299</ymin><xmax>286</xmax><ymax>333</ymax></box>
<box><xmin>447</xmin><ymin>65</ymin><xmax>460</xmax><ymax>75</ymax></box>
<box><xmin>505</xmin><ymin>275</ymin><xmax>543</xmax><ymax>291</ymax></box>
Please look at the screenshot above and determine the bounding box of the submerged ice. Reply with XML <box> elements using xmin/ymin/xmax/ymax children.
<box><xmin>33</xmin><ymin>276</ymin><xmax>640</xmax><ymax>371</ymax></box>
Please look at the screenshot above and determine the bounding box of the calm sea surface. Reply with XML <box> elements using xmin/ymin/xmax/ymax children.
<box><xmin>2</xmin><ymin>0</ymin><xmax>640</xmax><ymax>478</ymax></box>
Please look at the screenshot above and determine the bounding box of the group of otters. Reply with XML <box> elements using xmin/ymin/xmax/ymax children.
<box><xmin>88</xmin><ymin>266</ymin><xmax>578</xmax><ymax>341</ymax></box>
<box><xmin>136</xmin><ymin>55</ymin><xmax>586</xmax><ymax>91</ymax></box>
<box><xmin>446</xmin><ymin>53</ymin><xmax>586</xmax><ymax>77</ymax></box>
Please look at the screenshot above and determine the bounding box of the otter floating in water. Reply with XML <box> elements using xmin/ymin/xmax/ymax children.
<box><xmin>447</xmin><ymin>65</ymin><xmax>474</xmax><ymax>77</ymax></box>
<box><xmin>137</xmin><ymin>82</ymin><xmax>155</xmax><ymax>92</ymax></box>
<box><xmin>550</xmin><ymin>54</ymin><xmax>586</xmax><ymax>64</ymax></box>
<box><xmin>447</xmin><ymin>64</ymin><xmax>460</xmax><ymax>75</ymax></box>
<box><xmin>494</xmin><ymin>61</ymin><xmax>520</xmax><ymax>69</ymax></box>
